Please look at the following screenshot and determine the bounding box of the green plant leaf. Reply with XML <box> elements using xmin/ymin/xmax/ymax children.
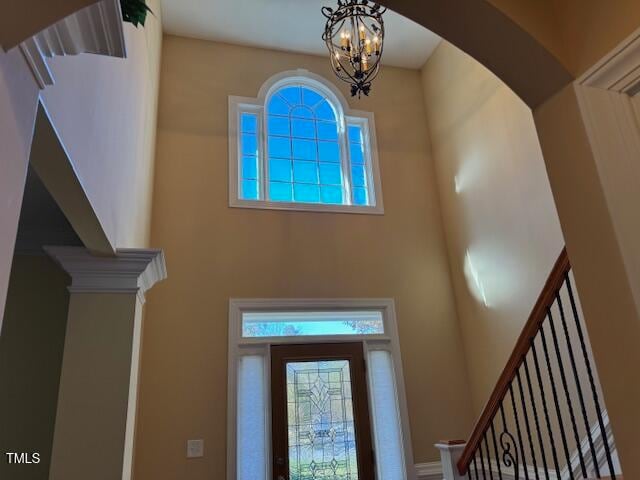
<box><xmin>121</xmin><ymin>0</ymin><xmax>154</xmax><ymax>27</ymax></box>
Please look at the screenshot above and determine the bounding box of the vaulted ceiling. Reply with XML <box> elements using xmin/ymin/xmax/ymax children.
<box><xmin>160</xmin><ymin>0</ymin><xmax>441</xmax><ymax>69</ymax></box>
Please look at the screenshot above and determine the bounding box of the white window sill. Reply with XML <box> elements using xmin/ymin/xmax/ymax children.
<box><xmin>229</xmin><ymin>198</ymin><xmax>384</xmax><ymax>215</ymax></box>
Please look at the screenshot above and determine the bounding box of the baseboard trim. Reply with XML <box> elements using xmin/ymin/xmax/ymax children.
<box><xmin>416</xmin><ymin>461</ymin><xmax>443</xmax><ymax>480</ymax></box>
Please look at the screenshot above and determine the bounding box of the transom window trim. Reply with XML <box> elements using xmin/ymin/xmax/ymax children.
<box><xmin>228</xmin><ymin>70</ymin><xmax>384</xmax><ymax>214</ymax></box>
<box><xmin>227</xmin><ymin>298</ymin><xmax>414</xmax><ymax>480</ymax></box>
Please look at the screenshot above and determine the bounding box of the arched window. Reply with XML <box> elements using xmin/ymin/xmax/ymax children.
<box><xmin>229</xmin><ymin>70</ymin><xmax>383</xmax><ymax>214</ymax></box>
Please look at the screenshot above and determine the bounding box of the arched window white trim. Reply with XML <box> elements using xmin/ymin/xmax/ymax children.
<box><xmin>228</xmin><ymin>69</ymin><xmax>384</xmax><ymax>214</ymax></box>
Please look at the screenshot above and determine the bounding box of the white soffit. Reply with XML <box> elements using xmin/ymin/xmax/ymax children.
<box><xmin>160</xmin><ymin>0</ymin><xmax>441</xmax><ymax>69</ymax></box>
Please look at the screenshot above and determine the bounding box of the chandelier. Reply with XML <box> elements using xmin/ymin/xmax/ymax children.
<box><xmin>322</xmin><ymin>0</ymin><xmax>386</xmax><ymax>97</ymax></box>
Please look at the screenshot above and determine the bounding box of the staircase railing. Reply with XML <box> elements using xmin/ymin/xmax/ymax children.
<box><xmin>456</xmin><ymin>248</ymin><xmax>617</xmax><ymax>479</ymax></box>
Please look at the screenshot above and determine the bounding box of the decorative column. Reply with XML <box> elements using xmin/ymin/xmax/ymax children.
<box><xmin>534</xmin><ymin>81</ymin><xmax>640</xmax><ymax>480</ymax></box>
<box><xmin>44</xmin><ymin>247</ymin><xmax>166</xmax><ymax>480</ymax></box>
<box><xmin>436</xmin><ymin>441</ymin><xmax>467</xmax><ymax>480</ymax></box>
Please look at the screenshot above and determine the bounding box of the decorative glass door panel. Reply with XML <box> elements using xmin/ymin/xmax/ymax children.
<box><xmin>272</xmin><ymin>343</ymin><xmax>374</xmax><ymax>480</ymax></box>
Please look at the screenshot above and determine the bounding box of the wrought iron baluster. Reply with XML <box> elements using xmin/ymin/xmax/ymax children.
<box><xmin>540</xmin><ymin>316</ymin><xmax>574</xmax><ymax>479</ymax></box>
<box><xmin>565</xmin><ymin>274</ymin><xmax>616</xmax><ymax>478</ymax></box>
<box><xmin>531</xmin><ymin>340</ymin><xmax>562</xmax><ymax>474</ymax></box>
<box><xmin>549</xmin><ymin>297</ymin><xmax>587</xmax><ymax>477</ymax></box>
<box><xmin>523</xmin><ymin>356</ymin><xmax>550</xmax><ymax>480</ymax></box>
<box><xmin>491</xmin><ymin>421</ymin><xmax>504</xmax><ymax>480</ymax></box>
<box><xmin>516</xmin><ymin>369</ymin><xmax>540</xmax><ymax>479</ymax></box>
<box><xmin>499</xmin><ymin>403</ymin><xmax>519</xmax><ymax>479</ymax></box>
<box><xmin>557</xmin><ymin>288</ymin><xmax>595</xmax><ymax>477</ymax></box>
<box><xmin>473</xmin><ymin>456</ymin><xmax>479</xmax><ymax>480</ymax></box>
<box><xmin>479</xmin><ymin>437</ymin><xmax>489</xmax><ymax>480</ymax></box>
<box><xmin>483</xmin><ymin>433</ymin><xmax>495</xmax><ymax>480</ymax></box>
<box><xmin>509</xmin><ymin>384</ymin><xmax>529</xmax><ymax>480</ymax></box>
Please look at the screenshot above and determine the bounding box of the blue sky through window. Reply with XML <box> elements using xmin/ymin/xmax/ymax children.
<box><xmin>242</xmin><ymin>311</ymin><xmax>385</xmax><ymax>338</ymax></box>
<box><xmin>236</xmin><ymin>81</ymin><xmax>375</xmax><ymax>208</ymax></box>
<box><xmin>265</xmin><ymin>85</ymin><xmax>345</xmax><ymax>205</ymax></box>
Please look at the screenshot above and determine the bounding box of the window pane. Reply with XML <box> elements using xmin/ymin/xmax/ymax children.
<box><xmin>353</xmin><ymin>187</ymin><xmax>368</xmax><ymax>206</ymax></box>
<box><xmin>237</xmin><ymin>355</ymin><xmax>266</xmax><ymax>480</ymax></box>
<box><xmin>315</xmin><ymin>100</ymin><xmax>336</xmax><ymax>121</ymax></box>
<box><xmin>294</xmin><ymin>183</ymin><xmax>320</xmax><ymax>203</ymax></box>
<box><xmin>321</xmin><ymin>185</ymin><xmax>343</xmax><ymax>204</ymax></box>
<box><xmin>242</xmin><ymin>311</ymin><xmax>384</xmax><ymax>338</ymax></box>
<box><xmin>241</xmin><ymin>179</ymin><xmax>259</xmax><ymax>200</ymax></box>
<box><xmin>351</xmin><ymin>165</ymin><xmax>367</xmax><ymax>188</ymax></box>
<box><xmin>268</xmin><ymin>95</ymin><xmax>290</xmax><ymax>115</ymax></box>
<box><xmin>268</xmin><ymin>136</ymin><xmax>291</xmax><ymax>158</ymax></box>
<box><xmin>368</xmin><ymin>350</ymin><xmax>405</xmax><ymax>480</ymax></box>
<box><xmin>279</xmin><ymin>86</ymin><xmax>301</xmax><ymax>105</ymax></box>
<box><xmin>293</xmin><ymin>161</ymin><xmax>318</xmax><ymax>184</ymax></box>
<box><xmin>241</xmin><ymin>156</ymin><xmax>258</xmax><ymax>180</ymax></box>
<box><xmin>319</xmin><ymin>163</ymin><xmax>342</xmax><ymax>185</ymax></box>
<box><xmin>318</xmin><ymin>141</ymin><xmax>340</xmax><ymax>163</ymax></box>
<box><xmin>317</xmin><ymin>121</ymin><xmax>338</xmax><ymax>141</ymax></box>
<box><xmin>286</xmin><ymin>360</ymin><xmax>359</xmax><ymax>480</ymax></box>
<box><xmin>270</xmin><ymin>181</ymin><xmax>293</xmax><ymax>202</ymax></box>
<box><xmin>302</xmin><ymin>87</ymin><xmax>324</xmax><ymax>107</ymax></box>
<box><xmin>268</xmin><ymin>115</ymin><xmax>290</xmax><ymax>136</ymax></box>
<box><xmin>348</xmin><ymin>125</ymin><xmax>362</xmax><ymax>143</ymax></box>
<box><xmin>241</xmin><ymin>133</ymin><xmax>258</xmax><ymax>156</ymax></box>
<box><xmin>291</xmin><ymin>106</ymin><xmax>314</xmax><ymax>119</ymax></box>
<box><xmin>269</xmin><ymin>159</ymin><xmax>292</xmax><ymax>182</ymax></box>
<box><xmin>291</xmin><ymin>119</ymin><xmax>315</xmax><ymax>139</ymax></box>
<box><xmin>292</xmin><ymin>139</ymin><xmax>317</xmax><ymax>161</ymax></box>
<box><xmin>241</xmin><ymin>113</ymin><xmax>257</xmax><ymax>133</ymax></box>
<box><xmin>349</xmin><ymin>143</ymin><xmax>365</xmax><ymax>165</ymax></box>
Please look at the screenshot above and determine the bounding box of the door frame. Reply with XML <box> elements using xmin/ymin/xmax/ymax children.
<box><xmin>227</xmin><ymin>298</ymin><xmax>416</xmax><ymax>480</ymax></box>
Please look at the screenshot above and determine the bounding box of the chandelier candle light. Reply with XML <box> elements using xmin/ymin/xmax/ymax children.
<box><xmin>322</xmin><ymin>0</ymin><xmax>386</xmax><ymax>97</ymax></box>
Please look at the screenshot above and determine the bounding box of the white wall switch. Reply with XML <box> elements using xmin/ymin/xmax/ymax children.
<box><xmin>187</xmin><ymin>439</ymin><xmax>204</xmax><ymax>458</ymax></box>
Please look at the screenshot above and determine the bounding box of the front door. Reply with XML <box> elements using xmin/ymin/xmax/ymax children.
<box><xmin>271</xmin><ymin>342</ymin><xmax>374</xmax><ymax>480</ymax></box>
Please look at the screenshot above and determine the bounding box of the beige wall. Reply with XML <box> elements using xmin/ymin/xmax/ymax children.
<box><xmin>534</xmin><ymin>83</ymin><xmax>640</xmax><ymax>479</ymax></box>
<box><xmin>135</xmin><ymin>35</ymin><xmax>474</xmax><ymax>479</ymax></box>
<box><xmin>551</xmin><ymin>0</ymin><xmax>640</xmax><ymax>76</ymax></box>
<box><xmin>39</xmin><ymin>0</ymin><xmax>163</xmax><ymax>250</ymax></box>
<box><xmin>420</xmin><ymin>42</ymin><xmax>565</xmax><ymax>414</ymax></box>
<box><xmin>0</xmin><ymin>255</ymin><xmax>70</xmax><ymax>479</ymax></box>
<box><xmin>487</xmin><ymin>0</ymin><xmax>640</xmax><ymax>77</ymax></box>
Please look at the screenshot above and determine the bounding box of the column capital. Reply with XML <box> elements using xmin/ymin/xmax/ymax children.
<box><xmin>44</xmin><ymin>247</ymin><xmax>167</xmax><ymax>303</ymax></box>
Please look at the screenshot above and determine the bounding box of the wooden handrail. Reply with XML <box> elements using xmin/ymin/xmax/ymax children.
<box><xmin>457</xmin><ymin>247</ymin><xmax>571</xmax><ymax>473</ymax></box>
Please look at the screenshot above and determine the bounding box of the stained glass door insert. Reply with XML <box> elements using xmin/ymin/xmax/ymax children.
<box><xmin>271</xmin><ymin>344</ymin><xmax>374</xmax><ymax>480</ymax></box>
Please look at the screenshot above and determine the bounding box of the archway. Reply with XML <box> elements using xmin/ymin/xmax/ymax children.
<box><xmin>379</xmin><ymin>0</ymin><xmax>572</xmax><ymax>107</ymax></box>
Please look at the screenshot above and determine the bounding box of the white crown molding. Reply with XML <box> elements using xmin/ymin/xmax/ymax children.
<box><xmin>579</xmin><ymin>27</ymin><xmax>640</xmax><ymax>93</ymax></box>
<box><xmin>44</xmin><ymin>246</ymin><xmax>167</xmax><ymax>303</ymax></box>
<box><xmin>416</xmin><ymin>461</ymin><xmax>443</xmax><ymax>480</ymax></box>
<box><xmin>19</xmin><ymin>0</ymin><xmax>126</xmax><ymax>89</ymax></box>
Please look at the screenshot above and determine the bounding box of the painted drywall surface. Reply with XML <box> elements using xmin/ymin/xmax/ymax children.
<box><xmin>0</xmin><ymin>49</ymin><xmax>40</xmax><ymax>329</ymax></box>
<box><xmin>420</xmin><ymin>41</ymin><xmax>565</xmax><ymax>415</ymax></box>
<box><xmin>488</xmin><ymin>0</ymin><xmax>640</xmax><ymax>77</ymax></box>
<box><xmin>0</xmin><ymin>255</ymin><xmax>70</xmax><ymax>480</ymax></box>
<box><xmin>134</xmin><ymin>36</ymin><xmax>474</xmax><ymax>479</ymax></box>
<box><xmin>39</xmin><ymin>0</ymin><xmax>162</xmax><ymax>250</ymax></box>
<box><xmin>534</xmin><ymin>84</ymin><xmax>640</xmax><ymax>479</ymax></box>
<box><xmin>551</xmin><ymin>0</ymin><xmax>640</xmax><ymax>76</ymax></box>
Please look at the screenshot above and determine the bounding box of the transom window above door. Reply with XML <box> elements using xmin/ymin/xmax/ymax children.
<box><xmin>229</xmin><ymin>70</ymin><xmax>383</xmax><ymax>214</ymax></box>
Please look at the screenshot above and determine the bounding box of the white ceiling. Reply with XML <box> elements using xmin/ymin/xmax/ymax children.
<box><xmin>160</xmin><ymin>0</ymin><xmax>441</xmax><ymax>69</ymax></box>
